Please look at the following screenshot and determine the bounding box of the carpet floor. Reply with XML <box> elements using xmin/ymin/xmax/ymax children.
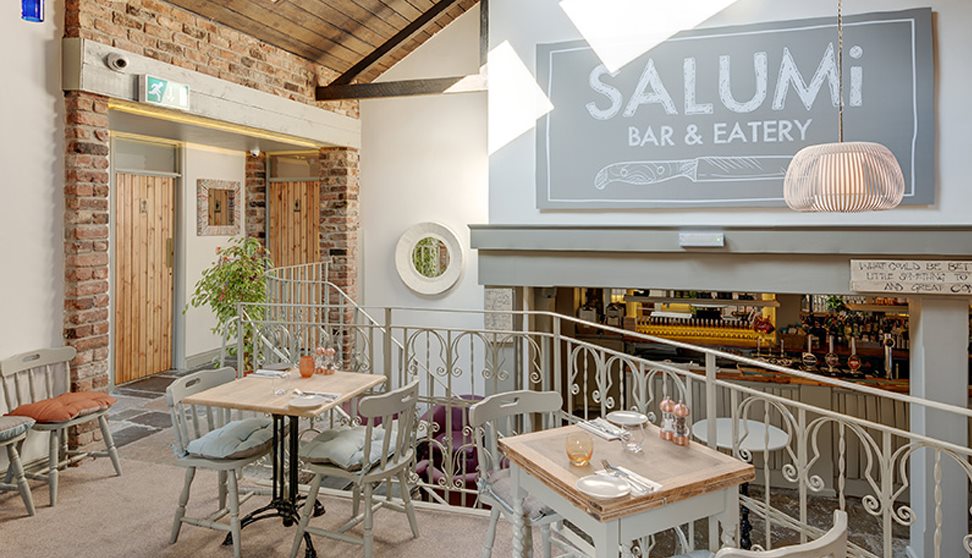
<box><xmin>0</xmin><ymin>441</ymin><xmax>539</xmax><ymax>558</ymax></box>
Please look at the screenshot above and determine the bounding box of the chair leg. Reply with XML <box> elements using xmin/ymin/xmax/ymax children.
<box><xmin>6</xmin><ymin>443</ymin><xmax>35</xmax><ymax>516</ymax></box>
<box><xmin>2</xmin><ymin>440</ymin><xmax>22</xmax><ymax>484</ymax></box>
<box><xmin>398</xmin><ymin>471</ymin><xmax>419</xmax><ymax>539</ymax></box>
<box><xmin>352</xmin><ymin>483</ymin><xmax>362</xmax><ymax>517</ymax></box>
<box><xmin>227</xmin><ymin>470</ymin><xmax>242</xmax><ymax>558</ymax></box>
<box><xmin>540</xmin><ymin>524</ymin><xmax>552</xmax><ymax>558</ymax></box>
<box><xmin>480</xmin><ymin>508</ymin><xmax>501</xmax><ymax>558</ymax></box>
<box><xmin>523</xmin><ymin>524</ymin><xmax>535</xmax><ymax>558</ymax></box>
<box><xmin>218</xmin><ymin>471</ymin><xmax>228</xmax><ymax>511</ymax></box>
<box><xmin>290</xmin><ymin>474</ymin><xmax>322</xmax><ymax>558</ymax></box>
<box><xmin>170</xmin><ymin>467</ymin><xmax>196</xmax><ymax>544</ymax></box>
<box><xmin>363</xmin><ymin>482</ymin><xmax>375</xmax><ymax>558</ymax></box>
<box><xmin>48</xmin><ymin>430</ymin><xmax>60</xmax><ymax>506</ymax></box>
<box><xmin>97</xmin><ymin>415</ymin><xmax>123</xmax><ymax>476</ymax></box>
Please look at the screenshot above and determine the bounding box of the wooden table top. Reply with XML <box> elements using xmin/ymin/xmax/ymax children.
<box><xmin>182</xmin><ymin>371</ymin><xmax>385</xmax><ymax>418</ymax></box>
<box><xmin>499</xmin><ymin>423</ymin><xmax>754</xmax><ymax>523</ymax></box>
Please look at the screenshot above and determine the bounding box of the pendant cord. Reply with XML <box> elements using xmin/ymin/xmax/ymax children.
<box><xmin>837</xmin><ymin>0</ymin><xmax>844</xmax><ymax>143</ymax></box>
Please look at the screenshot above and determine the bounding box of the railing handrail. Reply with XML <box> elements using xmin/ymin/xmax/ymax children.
<box><xmin>238</xmin><ymin>301</ymin><xmax>972</xmax><ymax>420</ymax></box>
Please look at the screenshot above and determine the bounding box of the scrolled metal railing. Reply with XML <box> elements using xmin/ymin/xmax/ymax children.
<box><xmin>225</xmin><ymin>262</ymin><xmax>972</xmax><ymax>558</ymax></box>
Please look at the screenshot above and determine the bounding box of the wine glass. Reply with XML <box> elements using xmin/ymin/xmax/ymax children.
<box><xmin>565</xmin><ymin>430</ymin><xmax>594</xmax><ymax>467</ymax></box>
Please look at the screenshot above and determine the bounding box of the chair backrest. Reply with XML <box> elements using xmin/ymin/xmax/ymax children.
<box><xmin>0</xmin><ymin>347</ymin><xmax>76</xmax><ymax>413</ymax></box>
<box><xmin>166</xmin><ymin>367</ymin><xmax>238</xmax><ymax>456</ymax></box>
<box><xmin>358</xmin><ymin>381</ymin><xmax>420</xmax><ymax>474</ymax></box>
<box><xmin>469</xmin><ymin>390</ymin><xmax>562</xmax><ymax>477</ymax></box>
<box><xmin>715</xmin><ymin>510</ymin><xmax>848</xmax><ymax>558</ymax></box>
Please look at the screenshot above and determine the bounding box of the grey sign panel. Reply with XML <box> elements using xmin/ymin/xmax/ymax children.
<box><xmin>536</xmin><ymin>8</ymin><xmax>934</xmax><ymax>209</ymax></box>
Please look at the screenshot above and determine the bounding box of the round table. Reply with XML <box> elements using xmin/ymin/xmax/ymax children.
<box><xmin>691</xmin><ymin>418</ymin><xmax>789</xmax><ymax>453</ymax></box>
<box><xmin>691</xmin><ymin>418</ymin><xmax>790</xmax><ymax>550</ymax></box>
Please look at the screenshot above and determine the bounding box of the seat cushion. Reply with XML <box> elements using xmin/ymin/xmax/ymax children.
<box><xmin>300</xmin><ymin>424</ymin><xmax>397</xmax><ymax>471</ymax></box>
<box><xmin>0</xmin><ymin>416</ymin><xmax>34</xmax><ymax>444</ymax></box>
<box><xmin>185</xmin><ymin>418</ymin><xmax>273</xmax><ymax>460</ymax></box>
<box><xmin>483</xmin><ymin>469</ymin><xmax>552</xmax><ymax>521</ymax></box>
<box><xmin>7</xmin><ymin>391</ymin><xmax>116</xmax><ymax>424</ymax></box>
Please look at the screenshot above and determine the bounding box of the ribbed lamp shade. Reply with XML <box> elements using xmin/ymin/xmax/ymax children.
<box><xmin>783</xmin><ymin>141</ymin><xmax>905</xmax><ymax>212</ymax></box>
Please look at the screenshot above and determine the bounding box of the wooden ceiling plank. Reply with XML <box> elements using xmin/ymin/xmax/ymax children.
<box><xmin>349</xmin><ymin>0</ymin><xmax>411</xmax><ymax>28</ymax></box>
<box><xmin>279</xmin><ymin>0</ymin><xmax>389</xmax><ymax>51</ymax></box>
<box><xmin>310</xmin><ymin>0</ymin><xmax>402</xmax><ymax>40</ymax></box>
<box><xmin>168</xmin><ymin>0</ymin><xmax>354</xmax><ymax>69</ymax></box>
<box><xmin>220</xmin><ymin>0</ymin><xmax>365</xmax><ymax>61</ymax></box>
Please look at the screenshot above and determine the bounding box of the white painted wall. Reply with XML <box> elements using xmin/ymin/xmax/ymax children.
<box><xmin>0</xmin><ymin>1</ymin><xmax>65</xmax><ymax>359</ymax></box>
<box><xmin>360</xmin><ymin>7</ymin><xmax>488</xmax><ymax>330</ymax></box>
<box><xmin>489</xmin><ymin>0</ymin><xmax>972</xmax><ymax>226</ymax></box>
<box><xmin>177</xmin><ymin>144</ymin><xmax>246</xmax><ymax>365</ymax></box>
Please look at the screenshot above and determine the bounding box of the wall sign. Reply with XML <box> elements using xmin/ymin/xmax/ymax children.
<box><xmin>536</xmin><ymin>8</ymin><xmax>934</xmax><ymax>209</ymax></box>
<box><xmin>850</xmin><ymin>260</ymin><xmax>972</xmax><ymax>296</ymax></box>
<box><xmin>140</xmin><ymin>75</ymin><xmax>191</xmax><ymax>111</ymax></box>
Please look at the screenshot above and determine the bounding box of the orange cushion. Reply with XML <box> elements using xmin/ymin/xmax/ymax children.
<box><xmin>7</xmin><ymin>391</ymin><xmax>116</xmax><ymax>424</ymax></box>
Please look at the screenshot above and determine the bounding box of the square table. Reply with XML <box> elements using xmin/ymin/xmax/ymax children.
<box><xmin>183</xmin><ymin>370</ymin><xmax>385</xmax><ymax>558</ymax></box>
<box><xmin>499</xmin><ymin>423</ymin><xmax>755</xmax><ymax>558</ymax></box>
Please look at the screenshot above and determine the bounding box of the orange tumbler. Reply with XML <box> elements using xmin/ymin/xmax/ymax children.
<box><xmin>299</xmin><ymin>355</ymin><xmax>315</xmax><ymax>378</ymax></box>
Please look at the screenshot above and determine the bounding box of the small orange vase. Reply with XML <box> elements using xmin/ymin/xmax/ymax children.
<box><xmin>299</xmin><ymin>356</ymin><xmax>315</xmax><ymax>378</ymax></box>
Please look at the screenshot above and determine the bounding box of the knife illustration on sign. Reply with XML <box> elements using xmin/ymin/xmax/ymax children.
<box><xmin>593</xmin><ymin>156</ymin><xmax>792</xmax><ymax>190</ymax></box>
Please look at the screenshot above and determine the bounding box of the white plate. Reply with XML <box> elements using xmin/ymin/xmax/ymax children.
<box><xmin>575</xmin><ymin>474</ymin><xmax>631</xmax><ymax>500</ymax></box>
<box><xmin>288</xmin><ymin>394</ymin><xmax>329</xmax><ymax>408</ymax></box>
<box><xmin>606</xmin><ymin>410</ymin><xmax>649</xmax><ymax>427</ymax></box>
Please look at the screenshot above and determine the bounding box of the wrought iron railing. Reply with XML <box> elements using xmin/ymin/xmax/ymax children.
<box><xmin>224</xmin><ymin>263</ymin><xmax>972</xmax><ymax>558</ymax></box>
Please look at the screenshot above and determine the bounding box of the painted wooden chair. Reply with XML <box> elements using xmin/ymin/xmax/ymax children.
<box><xmin>469</xmin><ymin>390</ymin><xmax>564</xmax><ymax>558</ymax></box>
<box><xmin>672</xmin><ymin>510</ymin><xmax>848</xmax><ymax>558</ymax></box>
<box><xmin>0</xmin><ymin>416</ymin><xmax>36</xmax><ymax>515</ymax></box>
<box><xmin>0</xmin><ymin>346</ymin><xmax>121</xmax><ymax>506</ymax></box>
<box><xmin>289</xmin><ymin>381</ymin><xmax>421</xmax><ymax>558</ymax></box>
<box><xmin>166</xmin><ymin>367</ymin><xmax>274</xmax><ymax>558</ymax></box>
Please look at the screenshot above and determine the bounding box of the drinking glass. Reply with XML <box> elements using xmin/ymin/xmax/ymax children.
<box><xmin>272</xmin><ymin>370</ymin><xmax>289</xmax><ymax>396</ymax></box>
<box><xmin>565</xmin><ymin>430</ymin><xmax>594</xmax><ymax>467</ymax></box>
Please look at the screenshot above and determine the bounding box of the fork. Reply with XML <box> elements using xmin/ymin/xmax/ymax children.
<box><xmin>601</xmin><ymin>459</ymin><xmax>651</xmax><ymax>494</ymax></box>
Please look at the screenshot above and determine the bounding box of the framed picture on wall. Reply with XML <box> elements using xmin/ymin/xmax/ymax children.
<box><xmin>197</xmin><ymin>179</ymin><xmax>241</xmax><ymax>236</ymax></box>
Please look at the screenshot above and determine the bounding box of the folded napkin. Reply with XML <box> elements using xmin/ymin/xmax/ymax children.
<box><xmin>578</xmin><ymin>418</ymin><xmax>625</xmax><ymax>440</ymax></box>
<box><xmin>251</xmin><ymin>369</ymin><xmax>289</xmax><ymax>378</ymax></box>
<box><xmin>595</xmin><ymin>466</ymin><xmax>662</xmax><ymax>495</ymax></box>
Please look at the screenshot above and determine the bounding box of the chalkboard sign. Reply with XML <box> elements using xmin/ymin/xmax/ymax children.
<box><xmin>536</xmin><ymin>9</ymin><xmax>934</xmax><ymax>209</ymax></box>
<box><xmin>850</xmin><ymin>260</ymin><xmax>972</xmax><ymax>296</ymax></box>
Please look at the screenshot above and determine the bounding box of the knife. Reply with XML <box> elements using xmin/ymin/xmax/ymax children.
<box><xmin>594</xmin><ymin>156</ymin><xmax>792</xmax><ymax>190</ymax></box>
<box><xmin>601</xmin><ymin>459</ymin><xmax>652</xmax><ymax>494</ymax></box>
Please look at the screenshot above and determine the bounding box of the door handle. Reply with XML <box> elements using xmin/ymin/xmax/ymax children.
<box><xmin>166</xmin><ymin>238</ymin><xmax>174</xmax><ymax>269</ymax></box>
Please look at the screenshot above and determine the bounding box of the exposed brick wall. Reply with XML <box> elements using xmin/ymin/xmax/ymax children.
<box><xmin>64</xmin><ymin>0</ymin><xmax>358</xmax><ymax>119</ymax></box>
<box><xmin>63</xmin><ymin>91</ymin><xmax>112</xmax><ymax>447</ymax></box>
<box><xmin>245</xmin><ymin>153</ymin><xmax>267</xmax><ymax>244</ymax></box>
<box><xmin>319</xmin><ymin>147</ymin><xmax>360</xmax><ymax>302</ymax></box>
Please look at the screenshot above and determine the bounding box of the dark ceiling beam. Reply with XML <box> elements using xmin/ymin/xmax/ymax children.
<box><xmin>316</xmin><ymin>74</ymin><xmax>486</xmax><ymax>101</ymax></box>
<box><xmin>328</xmin><ymin>0</ymin><xmax>466</xmax><ymax>87</ymax></box>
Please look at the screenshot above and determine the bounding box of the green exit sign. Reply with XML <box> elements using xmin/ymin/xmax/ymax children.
<box><xmin>139</xmin><ymin>75</ymin><xmax>190</xmax><ymax>111</ymax></box>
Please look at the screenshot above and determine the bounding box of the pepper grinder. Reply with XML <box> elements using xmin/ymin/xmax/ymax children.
<box><xmin>672</xmin><ymin>401</ymin><xmax>691</xmax><ymax>446</ymax></box>
<box><xmin>659</xmin><ymin>397</ymin><xmax>675</xmax><ymax>441</ymax></box>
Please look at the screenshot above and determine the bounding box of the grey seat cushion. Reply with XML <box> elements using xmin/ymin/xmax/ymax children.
<box><xmin>0</xmin><ymin>416</ymin><xmax>34</xmax><ymax>444</ymax></box>
<box><xmin>185</xmin><ymin>417</ymin><xmax>273</xmax><ymax>460</ymax></box>
<box><xmin>300</xmin><ymin>424</ymin><xmax>397</xmax><ymax>471</ymax></box>
<box><xmin>483</xmin><ymin>469</ymin><xmax>552</xmax><ymax>521</ymax></box>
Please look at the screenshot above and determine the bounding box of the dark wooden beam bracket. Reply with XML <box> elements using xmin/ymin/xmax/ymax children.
<box><xmin>316</xmin><ymin>74</ymin><xmax>486</xmax><ymax>101</ymax></box>
<box><xmin>327</xmin><ymin>0</ymin><xmax>465</xmax><ymax>88</ymax></box>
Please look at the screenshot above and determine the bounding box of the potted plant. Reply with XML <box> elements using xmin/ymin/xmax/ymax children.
<box><xmin>188</xmin><ymin>237</ymin><xmax>273</xmax><ymax>370</ymax></box>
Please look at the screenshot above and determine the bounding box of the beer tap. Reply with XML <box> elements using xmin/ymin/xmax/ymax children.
<box><xmin>883</xmin><ymin>333</ymin><xmax>896</xmax><ymax>380</ymax></box>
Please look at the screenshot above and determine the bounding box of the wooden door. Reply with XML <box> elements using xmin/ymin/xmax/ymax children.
<box><xmin>268</xmin><ymin>180</ymin><xmax>321</xmax><ymax>268</ymax></box>
<box><xmin>113</xmin><ymin>173</ymin><xmax>175</xmax><ymax>385</ymax></box>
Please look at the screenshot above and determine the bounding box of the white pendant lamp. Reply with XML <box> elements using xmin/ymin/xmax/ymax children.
<box><xmin>783</xmin><ymin>0</ymin><xmax>905</xmax><ymax>212</ymax></box>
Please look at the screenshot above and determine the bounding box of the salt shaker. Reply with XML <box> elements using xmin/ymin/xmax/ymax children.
<box><xmin>659</xmin><ymin>397</ymin><xmax>675</xmax><ymax>441</ymax></box>
<box><xmin>673</xmin><ymin>401</ymin><xmax>691</xmax><ymax>446</ymax></box>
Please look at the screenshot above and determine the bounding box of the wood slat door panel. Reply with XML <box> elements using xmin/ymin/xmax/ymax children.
<box><xmin>114</xmin><ymin>173</ymin><xmax>174</xmax><ymax>385</ymax></box>
<box><xmin>269</xmin><ymin>180</ymin><xmax>321</xmax><ymax>269</ymax></box>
